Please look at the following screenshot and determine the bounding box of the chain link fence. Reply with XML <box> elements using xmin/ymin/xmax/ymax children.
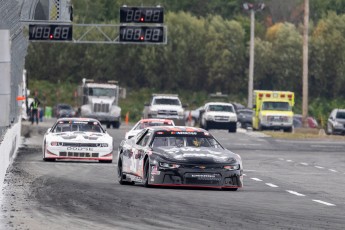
<box><xmin>0</xmin><ymin>0</ymin><xmax>29</xmax><ymax>141</ymax></box>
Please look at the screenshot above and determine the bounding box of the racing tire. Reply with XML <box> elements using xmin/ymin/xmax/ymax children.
<box><xmin>99</xmin><ymin>160</ymin><xmax>112</xmax><ymax>163</ymax></box>
<box><xmin>143</xmin><ymin>159</ymin><xmax>151</xmax><ymax>187</ymax></box>
<box><xmin>42</xmin><ymin>143</ymin><xmax>55</xmax><ymax>162</ymax></box>
<box><xmin>117</xmin><ymin>158</ymin><xmax>134</xmax><ymax>185</ymax></box>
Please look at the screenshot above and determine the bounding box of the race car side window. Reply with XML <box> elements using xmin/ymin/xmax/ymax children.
<box><xmin>137</xmin><ymin>131</ymin><xmax>152</xmax><ymax>146</ymax></box>
<box><xmin>135</xmin><ymin>129</ymin><xmax>149</xmax><ymax>145</ymax></box>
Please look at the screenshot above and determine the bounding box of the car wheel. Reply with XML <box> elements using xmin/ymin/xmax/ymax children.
<box><xmin>143</xmin><ymin>159</ymin><xmax>151</xmax><ymax>187</ymax></box>
<box><xmin>43</xmin><ymin>143</ymin><xmax>55</xmax><ymax>162</ymax></box>
<box><xmin>106</xmin><ymin>123</ymin><xmax>111</xmax><ymax>129</ymax></box>
<box><xmin>204</xmin><ymin>121</ymin><xmax>209</xmax><ymax>130</ymax></box>
<box><xmin>113</xmin><ymin>121</ymin><xmax>120</xmax><ymax>129</ymax></box>
<box><xmin>228</xmin><ymin>123</ymin><xmax>237</xmax><ymax>133</ymax></box>
<box><xmin>117</xmin><ymin>158</ymin><xmax>134</xmax><ymax>185</ymax></box>
<box><xmin>283</xmin><ymin>127</ymin><xmax>293</xmax><ymax>133</ymax></box>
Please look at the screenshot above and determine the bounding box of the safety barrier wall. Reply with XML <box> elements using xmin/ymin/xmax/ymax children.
<box><xmin>0</xmin><ymin>0</ymin><xmax>28</xmax><ymax>187</ymax></box>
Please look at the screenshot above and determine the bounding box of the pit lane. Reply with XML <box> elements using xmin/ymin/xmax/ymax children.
<box><xmin>1</xmin><ymin>121</ymin><xmax>345</xmax><ymax>229</ymax></box>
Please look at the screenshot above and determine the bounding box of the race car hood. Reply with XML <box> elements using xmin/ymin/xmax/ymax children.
<box><xmin>47</xmin><ymin>132</ymin><xmax>108</xmax><ymax>141</ymax></box>
<box><xmin>152</xmin><ymin>146</ymin><xmax>238</xmax><ymax>164</ymax></box>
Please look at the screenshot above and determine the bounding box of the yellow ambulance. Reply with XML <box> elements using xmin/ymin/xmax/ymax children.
<box><xmin>252</xmin><ymin>90</ymin><xmax>294</xmax><ymax>132</ymax></box>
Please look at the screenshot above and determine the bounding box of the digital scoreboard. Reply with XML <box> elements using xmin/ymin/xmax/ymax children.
<box><xmin>29</xmin><ymin>24</ymin><xmax>73</xmax><ymax>41</ymax></box>
<box><xmin>120</xmin><ymin>6</ymin><xmax>164</xmax><ymax>24</ymax></box>
<box><xmin>119</xmin><ymin>26</ymin><xmax>164</xmax><ymax>43</ymax></box>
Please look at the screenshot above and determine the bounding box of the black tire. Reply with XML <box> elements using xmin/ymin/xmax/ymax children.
<box><xmin>228</xmin><ymin>123</ymin><xmax>237</xmax><ymax>133</ymax></box>
<box><xmin>284</xmin><ymin>127</ymin><xmax>293</xmax><ymax>133</ymax></box>
<box><xmin>117</xmin><ymin>158</ymin><xmax>134</xmax><ymax>185</ymax></box>
<box><xmin>113</xmin><ymin>121</ymin><xmax>120</xmax><ymax>129</ymax></box>
<box><xmin>142</xmin><ymin>159</ymin><xmax>151</xmax><ymax>187</ymax></box>
<box><xmin>99</xmin><ymin>160</ymin><xmax>112</xmax><ymax>163</ymax></box>
<box><xmin>106</xmin><ymin>123</ymin><xmax>111</xmax><ymax>129</ymax></box>
<box><xmin>43</xmin><ymin>143</ymin><xmax>55</xmax><ymax>162</ymax></box>
<box><xmin>204</xmin><ymin>121</ymin><xmax>209</xmax><ymax>130</ymax></box>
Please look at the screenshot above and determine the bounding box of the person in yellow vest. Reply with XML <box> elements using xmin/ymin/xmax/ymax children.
<box><xmin>30</xmin><ymin>97</ymin><xmax>41</xmax><ymax>124</ymax></box>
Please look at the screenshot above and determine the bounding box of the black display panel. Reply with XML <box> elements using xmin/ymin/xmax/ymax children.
<box><xmin>120</xmin><ymin>7</ymin><xmax>164</xmax><ymax>23</ymax></box>
<box><xmin>119</xmin><ymin>26</ymin><xmax>164</xmax><ymax>43</ymax></box>
<box><xmin>29</xmin><ymin>24</ymin><xmax>72</xmax><ymax>41</ymax></box>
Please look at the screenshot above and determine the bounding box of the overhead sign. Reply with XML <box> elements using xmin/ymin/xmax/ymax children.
<box><xmin>119</xmin><ymin>25</ymin><xmax>164</xmax><ymax>43</ymax></box>
<box><xmin>120</xmin><ymin>6</ymin><xmax>164</xmax><ymax>24</ymax></box>
<box><xmin>29</xmin><ymin>24</ymin><xmax>72</xmax><ymax>41</ymax></box>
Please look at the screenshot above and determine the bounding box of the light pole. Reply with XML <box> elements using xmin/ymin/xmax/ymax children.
<box><xmin>302</xmin><ymin>0</ymin><xmax>309</xmax><ymax>127</ymax></box>
<box><xmin>243</xmin><ymin>2</ymin><xmax>265</xmax><ymax>109</ymax></box>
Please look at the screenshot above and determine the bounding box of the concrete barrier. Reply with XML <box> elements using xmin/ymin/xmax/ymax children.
<box><xmin>0</xmin><ymin>121</ymin><xmax>21</xmax><ymax>191</ymax></box>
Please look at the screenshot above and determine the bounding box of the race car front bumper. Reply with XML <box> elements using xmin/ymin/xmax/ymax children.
<box><xmin>148</xmin><ymin>164</ymin><xmax>243</xmax><ymax>188</ymax></box>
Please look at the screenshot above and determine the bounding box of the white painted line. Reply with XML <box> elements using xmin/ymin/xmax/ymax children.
<box><xmin>231</xmin><ymin>143</ymin><xmax>262</xmax><ymax>146</ymax></box>
<box><xmin>300</xmin><ymin>162</ymin><xmax>309</xmax><ymax>166</ymax></box>
<box><xmin>244</xmin><ymin>170</ymin><xmax>256</xmax><ymax>172</ymax></box>
<box><xmin>315</xmin><ymin>166</ymin><xmax>324</xmax><ymax>169</ymax></box>
<box><xmin>328</xmin><ymin>169</ymin><xmax>338</xmax><ymax>173</ymax></box>
<box><xmin>251</xmin><ymin>178</ymin><xmax>262</xmax><ymax>182</ymax></box>
<box><xmin>286</xmin><ymin>160</ymin><xmax>293</xmax><ymax>162</ymax></box>
<box><xmin>286</xmin><ymin>190</ymin><xmax>305</xmax><ymax>197</ymax></box>
<box><xmin>265</xmin><ymin>183</ymin><xmax>278</xmax><ymax>188</ymax></box>
<box><xmin>312</xmin><ymin>200</ymin><xmax>336</xmax><ymax>206</ymax></box>
<box><xmin>243</xmin><ymin>174</ymin><xmax>247</xmax><ymax>176</ymax></box>
<box><xmin>278</xmin><ymin>158</ymin><xmax>284</xmax><ymax>161</ymax></box>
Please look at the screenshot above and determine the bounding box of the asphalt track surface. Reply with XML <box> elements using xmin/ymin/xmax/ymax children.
<box><xmin>1</xmin><ymin>120</ymin><xmax>345</xmax><ymax>230</ymax></box>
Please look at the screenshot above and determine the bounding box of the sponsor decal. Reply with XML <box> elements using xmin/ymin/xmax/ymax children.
<box><xmin>66</xmin><ymin>147</ymin><xmax>93</xmax><ymax>151</ymax></box>
<box><xmin>151</xmin><ymin>165</ymin><xmax>160</xmax><ymax>175</ymax></box>
<box><xmin>174</xmin><ymin>131</ymin><xmax>197</xmax><ymax>135</ymax></box>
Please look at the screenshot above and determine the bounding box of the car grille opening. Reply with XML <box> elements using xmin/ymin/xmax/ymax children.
<box><xmin>60</xmin><ymin>152</ymin><xmax>99</xmax><ymax>158</ymax></box>
<box><xmin>158</xmin><ymin>110</ymin><xmax>178</xmax><ymax>116</ymax></box>
<box><xmin>93</xmin><ymin>103</ymin><xmax>110</xmax><ymax>113</ymax></box>
<box><xmin>184</xmin><ymin>173</ymin><xmax>222</xmax><ymax>185</ymax></box>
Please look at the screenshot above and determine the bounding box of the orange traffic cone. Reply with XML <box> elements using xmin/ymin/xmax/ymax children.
<box><xmin>125</xmin><ymin>112</ymin><xmax>129</xmax><ymax>125</ymax></box>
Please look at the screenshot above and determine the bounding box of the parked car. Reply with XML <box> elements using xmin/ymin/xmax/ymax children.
<box><xmin>237</xmin><ymin>108</ymin><xmax>253</xmax><ymax>129</ymax></box>
<box><xmin>53</xmin><ymin>103</ymin><xmax>76</xmax><ymax>118</ymax></box>
<box><xmin>200</xmin><ymin>102</ymin><xmax>237</xmax><ymax>132</ymax></box>
<box><xmin>326</xmin><ymin>109</ymin><xmax>345</xmax><ymax>135</ymax></box>
<box><xmin>293</xmin><ymin>114</ymin><xmax>318</xmax><ymax>129</ymax></box>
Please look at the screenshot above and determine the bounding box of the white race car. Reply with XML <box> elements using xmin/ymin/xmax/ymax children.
<box><xmin>42</xmin><ymin>118</ymin><xmax>113</xmax><ymax>163</ymax></box>
<box><xmin>125</xmin><ymin>118</ymin><xmax>175</xmax><ymax>139</ymax></box>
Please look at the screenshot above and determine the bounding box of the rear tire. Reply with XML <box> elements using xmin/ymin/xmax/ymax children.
<box><xmin>113</xmin><ymin>121</ymin><xmax>120</xmax><ymax>129</ymax></box>
<box><xmin>117</xmin><ymin>158</ymin><xmax>134</xmax><ymax>185</ymax></box>
<box><xmin>143</xmin><ymin>159</ymin><xmax>151</xmax><ymax>187</ymax></box>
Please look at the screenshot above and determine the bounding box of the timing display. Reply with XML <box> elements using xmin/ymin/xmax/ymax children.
<box><xmin>29</xmin><ymin>24</ymin><xmax>73</xmax><ymax>41</ymax></box>
<box><xmin>120</xmin><ymin>6</ymin><xmax>164</xmax><ymax>23</ymax></box>
<box><xmin>119</xmin><ymin>26</ymin><xmax>164</xmax><ymax>43</ymax></box>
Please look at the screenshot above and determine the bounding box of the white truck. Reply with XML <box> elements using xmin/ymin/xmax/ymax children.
<box><xmin>142</xmin><ymin>94</ymin><xmax>185</xmax><ymax>126</ymax></box>
<box><xmin>78</xmin><ymin>78</ymin><xmax>121</xmax><ymax>129</ymax></box>
<box><xmin>200</xmin><ymin>102</ymin><xmax>237</xmax><ymax>133</ymax></box>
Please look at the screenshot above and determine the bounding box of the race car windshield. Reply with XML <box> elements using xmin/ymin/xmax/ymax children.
<box><xmin>53</xmin><ymin>121</ymin><xmax>104</xmax><ymax>133</ymax></box>
<box><xmin>152</xmin><ymin>135</ymin><xmax>222</xmax><ymax>149</ymax></box>
<box><xmin>153</xmin><ymin>98</ymin><xmax>181</xmax><ymax>106</ymax></box>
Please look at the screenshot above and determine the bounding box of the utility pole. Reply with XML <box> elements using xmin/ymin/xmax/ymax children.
<box><xmin>302</xmin><ymin>0</ymin><xmax>309</xmax><ymax>127</ymax></box>
<box><xmin>243</xmin><ymin>2</ymin><xmax>265</xmax><ymax>109</ymax></box>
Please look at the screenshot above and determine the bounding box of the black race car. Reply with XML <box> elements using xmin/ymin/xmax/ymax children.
<box><xmin>117</xmin><ymin>126</ymin><xmax>243</xmax><ymax>190</ymax></box>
